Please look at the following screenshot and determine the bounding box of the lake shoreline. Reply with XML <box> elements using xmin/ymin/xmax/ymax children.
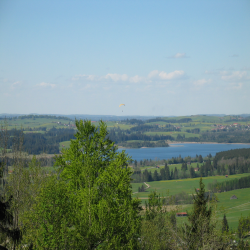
<box><xmin>118</xmin><ymin>141</ymin><xmax>250</xmax><ymax>149</ymax></box>
<box><xmin>168</xmin><ymin>141</ymin><xmax>250</xmax><ymax>145</ymax></box>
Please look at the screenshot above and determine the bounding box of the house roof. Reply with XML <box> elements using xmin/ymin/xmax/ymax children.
<box><xmin>230</xmin><ymin>195</ymin><xmax>238</xmax><ymax>200</ymax></box>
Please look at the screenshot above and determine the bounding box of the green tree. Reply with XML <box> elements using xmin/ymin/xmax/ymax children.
<box><xmin>238</xmin><ymin>214</ymin><xmax>250</xmax><ymax>239</ymax></box>
<box><xmin>174</xmin><ymin>167</ymin><xmax>178</xmax><ymax>179</ymax></box>
<box><xmin>164</xmin><ymin>163</ymin><xmax>170</xmax><ymax>180</ymax></box>
<box><xmin>153</xmin><ymin>170</ymin><xmax>159</xmax><ymax>181</ymax></box>
<box><xmin>183</xmin><ymin>177</ymin><xmax>213</xmax><ymax>249</ymax></box>
<box><xmin>30</xmin><ymin>120</ymin><xmax>141</xmax><ymax>249</ymax></box>
<box><xmin>160</xmin><ymin>168</ymin><xmax>166</xmax><ymax>180</ymax></box>
<box><xmin>222</xmin><ymin>214</ymin><xmax>229</xmax><ymax>233</ymax></box>
<box><xmin>0</xmin><ymin>123</ymin><xmax>22</xmax><ymax>250</ymax></box>
<box><xmin>189</xmin><ymin>167</ymin><xmax>195</xmax><ymax>178</ymax></box>
<box><xmin>198</xmin><ymin>155</ymin><xmax>203</xmax><ymax>163</ymax></box>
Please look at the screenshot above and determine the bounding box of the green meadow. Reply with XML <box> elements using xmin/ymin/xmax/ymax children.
<box><xmin>59</xmin><ymin>141</ymin><xmax>72</xmax><ymax>150</ymax></box>
<box><xmin>131</xmin><ymin>173</ymin><xmax>250</xmax><ymax>198</ymax></box>
<box><xmin>175</xmin><ymin>188</ymin><xmax>250</xmax><ymax>230</ymax></box>
<box><xmin>132</xmin><ymin>173</ymin><xmax>250</xmax><ymax>229</ymax></box>
<box><xmin>3</xmin><ymin>117</ymin><xmax>74</xmax><ymax>130</ymax></box>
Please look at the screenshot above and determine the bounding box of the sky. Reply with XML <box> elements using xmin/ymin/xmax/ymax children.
<box><xmin>0</xmin><ymin>0</ymin><xmax>250</xmax><ymax>116</ymax></box>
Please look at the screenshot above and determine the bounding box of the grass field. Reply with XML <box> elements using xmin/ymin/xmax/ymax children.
<box><xmin>144</xmin><ymin>131</ymin><xmax>201</xmax><ymax>139</ymax></box>
<box><xmin>136</xmin><ymin>162</ymin><xmax>206</xmax><ymax>174</ymax></box>
<box><xmin>1</xmin><ymin>117</ymin><xmax>74</xmax><ymax>130</ymax></box>
<box><xmin>174</xmin><ymin>188</ymin><xmax>250</xmax><ymax>230</ymax></box>
<box><xmin>132</xmin><ymin>174</ymin><xmax>250</xmax><ymax>229</ymax></box>
<box><xmin>59</xmin><ymin>141</ymin><xmax>72</xmax><ymax>150</ymax></box>
<box><xmin>131</xmin><ymin>173</ymin><xmax>250</xmax><ymax>198</ymax></box>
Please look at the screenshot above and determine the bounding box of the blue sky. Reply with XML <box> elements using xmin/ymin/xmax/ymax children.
<box><xmin>0</xmin><ymin>0</ymin><xmax>250</xmax><ymax>116</ymax></box>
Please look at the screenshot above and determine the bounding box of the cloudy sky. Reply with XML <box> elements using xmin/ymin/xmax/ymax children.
<box><xmin>0</xmin><ymin>0</ymin><xmax>250</xmax><ymax>116</ymax></box>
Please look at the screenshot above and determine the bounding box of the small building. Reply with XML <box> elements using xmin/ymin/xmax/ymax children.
<box><xmin>194</xmin><ymin>167</ymin><xmax>199</xmax><ymax>172</ymax></box>
<box><xmin>230</xmin><ymin>195</ymin><xmax>238</xmax><ymax>200</ymax></box>
<box><xmin>176</xmin><ymin>212</ymin><xmax>187</xmax><ymax>217</ymax></box>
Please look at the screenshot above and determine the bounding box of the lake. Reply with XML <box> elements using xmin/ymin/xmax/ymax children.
<box><xmin>118</xmin><ymin>143</ymin><xmax>250</xmax><ymax>161</ymax></box>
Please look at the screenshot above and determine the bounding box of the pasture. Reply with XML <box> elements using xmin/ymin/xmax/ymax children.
<box><xmin>2</xmin><ymin>117</ymin><xmax>74</xmax><ymax>130</ymax></box>
<box><xmin>132</xmin><ymin>174</ymin><xmax>250</xmax><ymax>229</ymax></box>
<box><xmin>131</xmin><ymin>173</ymin><xmax>250</xmax><ymax>198</ymax></box>
<box><xmin>175</xmin><ymin>188</ymin><xmax>250</xmax><ymax>230</ymax></box>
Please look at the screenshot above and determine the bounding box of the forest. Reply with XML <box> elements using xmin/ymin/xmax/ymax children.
<box><xmin>0</xmin><ymin>128</ymin><xmax>75</xmax><ymax>154</ymax></box>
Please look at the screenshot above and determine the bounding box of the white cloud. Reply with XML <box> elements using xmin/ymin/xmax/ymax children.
<box><xmin>193</xmin><ymin>79</ymin><xmax>211</xmax><ymax>86</ymax></box>
<box><xmin>159</xmin><ymin>70</ymin><xmax>185</xmax><ymax>80</ymax></box>
<box><xmin>221</xmin><ymin>71</ymin><xmax>248</xmax><ymax>81</ymax></box>
<box><xmin>148</xmin><ymin>70</ymin><xmax>185</xmax><ymax>80</ymax></box>
<box><xmin>72</xmin><ymin>75</ymin><xmax>97</xmax><ymax>81</ymax></box>
<box><xmin>227</xmin><ymin>82</ymin><xmax>243</xmax><ymax>90</ymax></box>
<box><xmin>11</xmin><ymin>81</ymin><xmax>22</xmax><ymax>89</ymax></box>
<box><xmin>129</xmin><ymin>75</ymin><xmax>145</xmax><ymax>83</ymax></box>
<box><xmin>71</xmin><ymin>70</ymin><xmax>185</xmax><ymax>85</ymax></box>
<box><xmin>148</xmin><ymin>70</ymin><xmax>159</xmax><ymax>78</ymax></box>
<box><xmin>37</xmin><ymin>82</ymin><xmax>56</xmax><ymax>88</ymax></box>
<box><xmin>103</xmin><ymin>73</ymin><xmax>128</xmax><ymax>82</ymax></box>
<box><xmin>174</xmin><ymin>53</ymin><xmax>187</xmax><ymax>58</ymax></box>
<box><xmin>167</xmin><ymin>53</ymin><xmax>189</xmax><ymax>58</ymax></box>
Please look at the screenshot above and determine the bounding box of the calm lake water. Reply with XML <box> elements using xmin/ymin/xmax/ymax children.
<box><xmin>118</xmin><ymin>143</ymin><xmax>250</xmax><ymax>161</ymax></box>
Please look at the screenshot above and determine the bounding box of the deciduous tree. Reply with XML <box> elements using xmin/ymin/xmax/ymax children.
<box><xmin>30</xmin><ymin>120</ymin><xmax>141</xmax><ymax>249</ymax></box>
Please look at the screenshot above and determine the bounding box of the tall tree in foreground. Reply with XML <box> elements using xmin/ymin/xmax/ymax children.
<box><xmin>30</xmin><ymin>120</ymin><xmax>141</xmax><ymax>249</ymax></box>
<box><xmin>183</xmin><ymin>177</ymin><xmax>217</xmax><ymax>249</ymax></box>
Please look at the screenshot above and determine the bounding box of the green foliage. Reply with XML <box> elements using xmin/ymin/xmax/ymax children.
<box><xmin>145</xmin><ymin>191</ymin><xmax>166</xmax><ymax>220</ymax></box>
<box><xmin>183</xmin><ymin>177</ymin><xmax>214</xmax><ymax>248</ymax></box>
<box><xmin>24</xmin><ymin>176</ymin><xmax>72</xmax><ymax>249</ymax></box>
<box><xmin>141</xmin><ymin>191</ymin><xmax>179</xmax><ymax>249</ymax></box>
<box><xmin>238</xmin><ymin>214</ymin><xmax>250</xmax><ymax>239</ymax></box>
<box><xmin>30</xmin><ymin>120</ymin><xmax>141</xmax><ymax>249</ymax></box>
<box><xmin>222</xmin><ymin>214</ymin><xmax>229</xmax><ymax>233</ymax></box>
<box><xmin>215</xmin><ymin>148</ymin><xmax>250</xmax><ymax>162</ymax></box>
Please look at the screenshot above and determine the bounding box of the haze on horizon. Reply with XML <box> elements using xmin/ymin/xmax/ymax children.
<box><xmin>0</xmin><ymin>0</ymin><xmax>250</xmax><ymax>117</ymax></box>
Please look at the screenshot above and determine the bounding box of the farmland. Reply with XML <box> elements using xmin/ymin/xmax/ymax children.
<box><xmin>131</xmin><ymin>173</ymin><xmax>250</xmax><ymax>197</ymax></box>
<box><xmin>131</xmin><ymin>173</ymin><xmax>250</xmax><ymax>229</ymax></box>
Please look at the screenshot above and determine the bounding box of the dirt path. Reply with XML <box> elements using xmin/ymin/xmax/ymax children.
<box><xmin>133</xmin><ymin>182</ymin><xmax>150</xmax><ymax>194</ymax></box>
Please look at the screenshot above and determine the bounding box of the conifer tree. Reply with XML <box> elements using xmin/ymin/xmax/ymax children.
<box><xmin>183</xmin><ymin>177</ymin><xmax>213</xmax><ymax>249</ymax></box>
<box><xmin>153</xmin><ymin>170</ymin><xmax>159</xmax><ymax>181</ymax></box>
<box><xmin>222</xmin><ymin>214</ymin><xmax>229</xmax><ymax>233</ymax></box>
<box><xmin>174</xmin><ymin>167</ymin><xmax>178</xmax><ymax>179</ymax></box>
<box><xmin>170</xmin><ymin>169</ymin><xmax>174</xmax><ymax>180</ymax></box>
<box><xmin>160</xmin><ymin>168</ymin><xmax>166</xmax><ymax>180</ymax></box>
<box><xmin>165</xmin><ymin>164</ymin><xmax>170</xmax><ymax>180</ymax></box>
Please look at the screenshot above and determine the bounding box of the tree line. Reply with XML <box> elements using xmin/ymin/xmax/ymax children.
<box><xmin>208</xmin><ymin>175</ymin><xmax>250</xmax><ymax>193</ymax></box>
<box><xmin>0</xmin><ymin>127</ymin><xmax>76</xmax><ymax>154</ymax></box>
<box><xmin>131</xmin><ymin>157</ymin><xmax>250</xmax><ymax>183</ymax></box>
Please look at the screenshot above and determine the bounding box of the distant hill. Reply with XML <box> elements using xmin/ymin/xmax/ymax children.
<box><xmin>1</xmin><ymin>113</ymin><xmax>250</xmax><ymax>121</ymax></box>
